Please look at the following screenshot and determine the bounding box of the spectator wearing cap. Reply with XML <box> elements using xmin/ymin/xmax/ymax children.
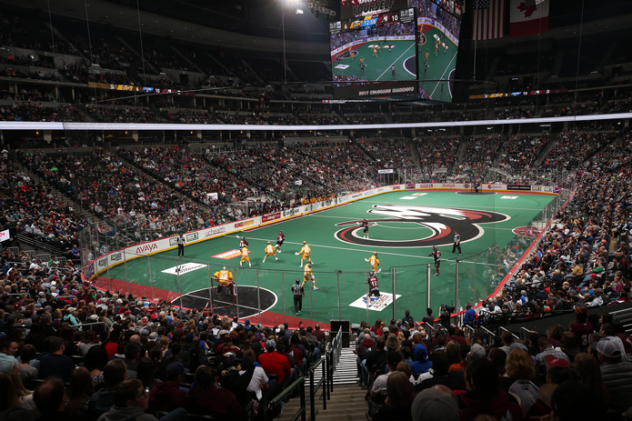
<box><xmin>412</xmin><ymin>387</ymin><xmax>459</xmax><ymax>421</ymax></box>
<box><xmin>596</xmin><ymin>336</ymin><xmax>632</xmax><ymax>413</ymax></box>
<box><xmin>39</xmin><ymin>336</ymin><xmax>74</xmax><ymax>382</ymax></box>
<box><xmin>148</xmin><ymin>362</ymin><xmax>188</xmax><ymax>412</ymax></box>
<box><xmin>257</xmin><ymin>339</ymin><xmax>291</xmax><ymax>384</ymax></box>
<box><xmin>457</xmin><ymin>358</ymin><xmax>525</xmax><ymax>420</ymax></box>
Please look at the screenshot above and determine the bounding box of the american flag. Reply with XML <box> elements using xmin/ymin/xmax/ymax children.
<box><xmin>472</xmin><ymin>0</ymin><xmax>505</xmax><ymax>41</ymax></box>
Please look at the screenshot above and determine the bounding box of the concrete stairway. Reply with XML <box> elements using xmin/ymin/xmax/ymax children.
<box><xmin>279</xmin><ymin>347</ymin><xmax>368</xmax><ymax>421</ymax></box>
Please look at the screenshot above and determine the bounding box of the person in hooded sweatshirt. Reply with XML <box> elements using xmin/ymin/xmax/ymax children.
<box><xmin>457</xmin><ymin>358</ymin><xmax>524</xmax><ymax>421</ymax></box>
<box><xmin>409</xmin><ymin>343</ymin><xmax>432</xmax><ymax>377</ymax></box>
<box><xmin>148</xmin><ymin>362</ymin><xmax>187</xmax><ymax>411</ymax></box>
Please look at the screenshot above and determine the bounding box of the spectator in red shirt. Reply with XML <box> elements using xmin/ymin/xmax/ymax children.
<box><xmin>105</xmin><ymin>329</ymin><xmax>121</xmax><ymax>359</ymax></box>
<box><xmin>257</xmin><ymin>339</ymin><xmax>291</xmax><ymax>384</ymax></box>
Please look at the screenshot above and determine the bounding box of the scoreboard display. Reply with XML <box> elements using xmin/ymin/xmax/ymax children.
<box><xmin>330</xmin><ymin>8</ymin><xmax>418</xmax><ymax>100</ymax></box>
<box><xmin>330</xmin><ymin>0</ymin><xmax>463</xmax><ymax>103</ymax></box>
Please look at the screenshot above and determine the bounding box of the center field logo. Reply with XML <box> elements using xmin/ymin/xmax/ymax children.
<box><xmin>334</xmin><ymin>205</ymin><xmax>510</xmax><ymax>248</ymax></box>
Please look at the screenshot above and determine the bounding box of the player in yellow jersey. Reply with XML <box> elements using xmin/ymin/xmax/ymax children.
<box><xmin>263</xmin><ymin>241</ymin><xmax>278</xmax><ymax>263</ymax></box>
<box><xmin>360</xmin><ymin>57</ymin><xmax>364</xmax><ymax>66</ymax></box>
<box><xmin>364</xmin><ymin>251</ymin><xmax>381</xmax><ymax>273</ymax></box>
<box><xmin>295</xmin><ymin>241</ymin><xmax>313</xmax><ymax>267</ymax></box>
<box><xmin>302</xmin><ymin>261</ymin><xmax>318</xmax><ymax>291</ymax></box>
<box><xmin>377</xmin><ymin>44</ymin><xmax>381</xmax><ymax>53</ymax></box>
<box><xmin>213</xmin><ymin>266</ymin><xmax>234</xmax><ymax>298</ymax></box>
<box><xmin>240</xmin><ymin>246</ymin><xmax>251</xmax><ymax>268</ymax></box>
<box><xmin>373</xmin><ymin>47</ymin><xmax>377</xmax><ymax>58</ymax></box>
<box><xmin>435</xmin><ymin>41</ymin><xmax>439</xmax><ymax>57</ymax></box>
<box><xmin>425</xmin><ymin>49</ymin><xmax>429</xmax><ymax>61</ymax></box>
<box><xmin>348</xmin><ymin>46</ymin><xmax>353</xmax><ymax>61</ymax></box>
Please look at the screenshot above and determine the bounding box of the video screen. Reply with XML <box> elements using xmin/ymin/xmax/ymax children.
<box><xmin>412</xmin><ymin>0</ymin><xmax>462</xmax><ymax>103</ymax></box>
<box><xmin>329</xmin><ymin>8</ymin><xmax>418</xmax><ymax>99</ymax></box>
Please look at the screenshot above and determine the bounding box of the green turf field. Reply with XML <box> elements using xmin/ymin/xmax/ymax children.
<box><xmin>105</xmin><ymin>191</ymin><xmax>555</xmax><ymax>324</ymax></box>
<box><xmin>333</xmin><ymin>40</ymin><xmax>417</xmax><ymax>81</ymax></box>
<box><xmin>417</xmin><ymin>24</ymin><xmax>458</xmax><ymax>102</ymax></box>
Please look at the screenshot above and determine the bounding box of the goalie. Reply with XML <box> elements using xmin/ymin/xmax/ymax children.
<box><xmin>213</xmin><ymin>266</ymin><xmax>234</xmax><ymax>299</ymax></box>
<box><xmin>359</xmin><ymin>219</ymin><xmax>370</xmax><ymax>239</ymax></box>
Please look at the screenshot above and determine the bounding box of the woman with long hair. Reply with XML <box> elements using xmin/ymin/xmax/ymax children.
<box><xmin>0</xmin><ymin>369</ymin><xmax>34</xmax><ymax>411</ymax></box>
<box><xmin>574</xmin><ymin>353</ymin><xmax>609</xmax><ymax>406</ymax></box>
<box><xmin>499</xmin><ymin>349</ymin><xmax>540</xmax><ymax>412</ymax></box>
<box><xmin>65</xmin><ymin>367</ymin><xmax>94</xmax><ymax>413</ymax></box>
<box><xmin>372</xmin><ymin>371</ymin><xmax>416</xmax><ymax>421</ymax></box>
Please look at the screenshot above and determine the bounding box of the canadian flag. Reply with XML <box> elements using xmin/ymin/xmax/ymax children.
<box><xmin>510</xmin><ymin>0</ymin><xmax>549</xmax><ymax>37</ymax></box>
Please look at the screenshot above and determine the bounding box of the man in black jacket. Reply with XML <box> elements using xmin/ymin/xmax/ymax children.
<box><xmin>360</xmin><ymin>336</ymin><xmax>386</xmax><ymax>388</ymax></box>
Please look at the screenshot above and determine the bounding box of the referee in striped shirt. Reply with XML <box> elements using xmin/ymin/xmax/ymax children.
<box><xmin>177</xmin><ymin>234</ymin><xmax>185</xmax><ymax>257</ymax></box>
<box><xmin>452</xmin><ymin>231</ymin><xmax>461</xmax><ymax>255</ymax></box>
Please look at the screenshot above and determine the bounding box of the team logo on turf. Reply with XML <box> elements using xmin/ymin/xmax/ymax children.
<box><xmin>334</xmin><ymin>205</ymin><xmax>510</xmax><ymax>248</ymax></box>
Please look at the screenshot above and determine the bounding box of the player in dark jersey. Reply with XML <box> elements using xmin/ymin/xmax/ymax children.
<box><xmin>429</xmin><ymin>246</ymin><xmax>441</xmax><ymax>276</ymax></box>
<box><xmin>275</xmin><ymin>230</ymin><xmax>285</xmax><ymax>253</ymax></box>
<box><xmin>367</xmin><ymin>271</ymin><xmax>385</xmax><ymax>306</ymax></box>
<box><xmin>239</xmin><ymin>237</ymin><xmax>248</xmax><ymax>250</ymax></box>
<box><xmin>359</xmin><ymin>219</ymin><xmax>370</xmax><ymax>239</ymax></box>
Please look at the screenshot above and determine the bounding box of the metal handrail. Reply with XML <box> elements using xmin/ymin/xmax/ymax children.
<box><xmin>520</xmin><ymin>327</ymin><xmax>532</xmax><ymax>341</ymax></box>
<box><xmin>269</xmin><ymin>375</ymin><xmax>306</xmax><ymax>421</ymax></box>
<box><xmin>309</xmin><ymin>356</ymin><xmax>327</xmax><ymax>421</ymax></box>
<box><xmin>500</xmin><ymin>326</ymin><xmax>519</xmax><ymax>340</ymax></box>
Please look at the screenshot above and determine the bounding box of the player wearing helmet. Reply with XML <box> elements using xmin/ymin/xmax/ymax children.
<box><xmin>213</xmin><ymin>266</ymin><xmax>234</xmax><ymax>298</ymax></box>
<box><xmin>429</xmin><ymin>246</ymin><xmax>441</xmax><ymax>276</ymax></box>
<box><xmin>240</xmin><ymin>245</ymin><xmax>251</xmax><ymax>268</ymax></box>
<box><xmin>301</xmin><ymin>260</ymin><xmax>318</xmax><ymax>291</ymax></box>
<box><xmin>295</xmin><ymin>241</ymin><xmax>313</xmax><ymax>267</ymax></box>
<box><xmin>367</xmin><ymin>271</ymin><xmax>385</xmax><ymax>306</ymax></box>
<box><xmin>263</xmin><ymin>241</ymin><xmax>278</xmax><ymax>263</ymax></box>
<box><xmin>275</xmin><ymin>230</ymin><xmax>285</xmax><ymax>253</ymax></box>
<box><xmin>364</xmin><ymin>251</ymin><xmax>381</xmax><ymax>273</ymax></box>
<box><xmin>239</xmin><ymin>237</ymin><xmax>249</xmax><ymax>250</ymax></box>
<box><xmin>359</xmin><ymin>219</ymin><xmax>370</xmax><ymax>239</ymax></box>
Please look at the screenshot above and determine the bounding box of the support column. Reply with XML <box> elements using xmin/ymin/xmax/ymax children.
<box><xmin>197</xmin><ymin>130</ymin><xmax>202</xmax><ymax>139</ymax></box>
<box><xmin>43</xmin><ymin>130</ymin><xmax>52</xmax><ymax>143</ymax></box>
<box><xmin>132</xmin><ymin>130</ymin><xmax>139</xmax><ymax>141</ymax></box>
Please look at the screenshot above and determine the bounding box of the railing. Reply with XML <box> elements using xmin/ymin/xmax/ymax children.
<box><xmin>499</xmin><ymin>326</ymin><xmax>519</xmax><ymax>340</ymax></box>
<box><xmin>269</xmin><ymin>375</ymin><xmax>306</xmax><ymax>421</ymax></box>
<box><xmin>309</xmin><ymin>356</ymin><xmax>328</xmax><ymax>421</ymax></box>
<box><xmin>520</xmin><ymin>327</ymin><xmax>532</xmax><ymax>341</ymax></box>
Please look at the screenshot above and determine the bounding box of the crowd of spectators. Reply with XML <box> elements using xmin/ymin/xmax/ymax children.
<box><xmin>415</xmin><ymin>136</ymin><xmax>460</xmax><ymax>172</ymax></box>
<box><xmin>118</xmin><ymin>146</ymin><xmax>249</xmax><ymax>217</ymax></box>
<box><xmin>21</xmin><ymin>149</ymin><xmax>223</xmax><ymax>242</ymax></box>
<box><xmin>87</xmin><ymin>106</ymin><xmax>159</xmax><ymax>124</ymax></box>
<box><xmin>495</xmin><ymin>107</ymin><xmax>535</xmax><ymax>120</ymax></box>
<box><xmin>360</xmin><ymin>138</ymin><xmax>413</xmax><ymax>172</ymax></box>
<box><xmin>0</xmin><ymin>103</ymin><xmax>86</xmax><ymax>122</ymax></box>
<box><xmin>459</xmin><ymin>136</ymin><xmax>500</xmax><ymax>170</ymax></box>
<box><xmin>498</xmin><ymin>134</ymin><xmax>549</xmax><ymax>171</ymax></box>
<box><xmin>542</xmin><ymin>131</ymin><xmax>619</xmax><ymax>170</ymax></box>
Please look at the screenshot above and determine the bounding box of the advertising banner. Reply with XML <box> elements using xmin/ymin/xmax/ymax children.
<box><xmin>507</xmin><ymin>184</ymin><xmax>532</xmax><ymax>191</ymax></box>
